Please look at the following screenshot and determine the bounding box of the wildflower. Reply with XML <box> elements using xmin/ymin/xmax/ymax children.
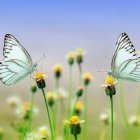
<box><xmin>129</xmin><ymin>115</ymin><xmax>140</xmax><ymax>126</ymax></box>
<box><xmin>38</xmin><ymin>125</ymin><xmax>50</xmax><ymax>139</ymax></box>
<box><xmin>100</xmin><ymin>111</ymin><xmax>110</xmax><ymax>125</ymax></box>
<box><xmin>25</xmin><ymin>130</ymin><xmax>43</xmax><ymax>140</ymax></box>
<box><xmin>31</xmin><ymin>83</ymin><xmax>37</xmax><ymax>93</ymax></box>
<box><xmin>83</xmin><ymin>73</ymin><xmax>92</xmax><ymax>86</ymax></box>
<box><xmin>102</xmin><ymin>76</ymin><xmax>117</xmax><ymax>96</ymax></box>
<box><xmin>33</xmin><ymin>72</ymin><xmax>47</xmax><ymax>89</ymax></box>
<box><xmin>46</xmin><ymin>91</ymin><xmax>56</xmax><ymax>106</ymax></box>
<box><xmin>66</xmin><ymin>116</ymin><xmax>84</xmax><ymax>136</ymax></box>
<box><xmin>66</xmin><ymin>51</ymin><xmax>75</xmax><ymax>65</ymax></box>
<box><xmin>6</xmin><ymin>95</ymin><xmax>21</xmax><ymax>109</ymax></box>
<box><xmin>15</xmin><ymin>102</ymin><xmax>39</xmax><ymax>119</ymax></box>
<box><xmin>74</xmin><ymin>102</ymin><xmax>83</xmax><ymax>115</ymax></box>
<box><xmin>75</xmin><ymin>48</ymin><xmax>85</xmax><ymax>64</ymax></box>
<box><xmin>57</xmin><ymin>87</ymin><xmax>68</xmax><ymax>100</ymax></box>
<box><xmin>53</xmin><ymin>64</ymin><xmax>62</xmax><ymax>79</ymax></box>
<box><xmin>76</xmin><ymin>86</ymin><xmax>84</xmax><ymax>97</ymax></box>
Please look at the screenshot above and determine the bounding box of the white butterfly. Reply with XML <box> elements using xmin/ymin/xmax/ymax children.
<box><xmin>110</xmin><ymin>32</ymin><xmax>140</xmax><ymax>81</ymax></box>
<box><xmin>0</xmin><ymin>34</ymin><xmax>37</xmax><ymax>85</ymax></box>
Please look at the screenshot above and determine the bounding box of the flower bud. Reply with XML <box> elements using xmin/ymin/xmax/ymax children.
<box><xmin>76</xmin><ymin>86</ymin><xmax>84</xmax><ymax>97</ymax></box>
<box><xmin>31</xmin><ymin>83</ymin><xmax>37</xmax><ymax>93</ymax></box>
<box><xmin>53</xmin><ymin>64</ymin><xmax>62</xmax><ymax>79</ymax></box>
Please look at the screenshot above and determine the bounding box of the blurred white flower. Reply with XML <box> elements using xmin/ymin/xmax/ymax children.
<box><xmin>15</xmin><ymin>102</ymin><xmax>39</xmax><ymax>119</ymax></box>
<box><xmin>6</xmin><ymin>95</ymin><xmax>21</xmax><ymax>109</ymax></box>
<box><xmin>57</xmin><ymin>87</ymin><xmax>68</xmax><ymax>100</ymax></box>
<box><xmin>38</xmin><ymin>125</ymin><xmax>50</xmax><ymax>138</ymax></box>
<box><xmin>129</xmin><ymin>115</ymin><xmax>140</xmax><ymax>126</ymax></box>
<box><xmin>99</xmin><ymin>110</ymin><xmax>111</xmax><ymax>125</ymax></box>
<box><xmin>25</xmin><ymin>130</ymin><xmax>43</xmax><ymax>140</ymax></box>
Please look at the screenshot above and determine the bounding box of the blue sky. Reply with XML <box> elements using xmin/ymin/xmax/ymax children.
<box><xmin>0</xmin><ymin>0</ymin><xmax>140</xmax><ymax>68</ymax></box>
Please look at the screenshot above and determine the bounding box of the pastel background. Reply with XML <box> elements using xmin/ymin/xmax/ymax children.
<box><xmin>0</xmin><ymin>0</ymin><xmax>140</xmax><ymax>139</ymax></box>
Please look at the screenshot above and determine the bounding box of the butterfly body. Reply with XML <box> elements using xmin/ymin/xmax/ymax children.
<box><xmin>111</xmin><ymin>32</ymin><xmax>140</xmax><ymax>82</ymax></box>
<box><xmin>0</xmin><ymin>34</ymin><xmax>36</xmax><ymax>85</ymax></box>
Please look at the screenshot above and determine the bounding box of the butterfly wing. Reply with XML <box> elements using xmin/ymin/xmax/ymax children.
<box><xmin>0</xmin><ymin>34</ymin><xmax>34</xmax><ymax>85</ymax></box>
<box><xmin>111</xmin><ymin>32</ymin><xmax>140</xmax><ymax>81</ymax></box>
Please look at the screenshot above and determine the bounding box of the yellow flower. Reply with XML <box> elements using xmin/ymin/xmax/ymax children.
<box><xmin>105</xmin><ymin>76</ymin><xmax>115</xmax><ymax>86</ymax></box>
<box><xmin>70</xmin><ymin>116</ymin><xmax>80</xmax><ymax>125</ymax></box>
<box><xmin>53</xmin><ymin>64</ymin><xmax>62</xmax><ymax>78</ymax></box>
<box><xmin>83</xmin><ymin>73</ymin><xmax>92</xmax><ymax>85</ymax></box>
<box><xmin>75</xmin><ymin>102</ymin><xmax>83</xmax><ymax>111</ymax></box>
<box><xmin>74</xmin><ymin>102</ymin><xmax>83</xmax><ymax>115</ymax></box>
<box><xmin>53</xmin><ymin>64</ymin><xmax>62</xmax><ymax>73</ymax></box>
<box><xmin>66</xmin><ymin>52</ymin><xmax>75</xmax><ymax>65</ymax></box>
<box><xmin>67</xmin><ymin>52</ymin><xmax>75</xmax><ymax>59</ymax></box>
<box><xmin>33</xmin><ymin>72</ymin><xmax>46</xmax><ymax>81</ymax></box>
<box><xmin>70</xmin><ymin>116</ymin><xmax>84</xmax><ymax>125</ymax></box>
<box><xmin>38</xmin><ymin>125</ymin><xmax>50</xmax><ymax>138</ymax></box>
<box><xmin>46</xmin><ymin>91</ymin><xmax>56</xmax><ymax>106</ymax></box>
<box><xmin>33</xmin><ymin>72</ymin><xmax>47</xmax><ymax>89</ymax></box>
<box><xmin>75</xmin><ymin>48</ymin><xmax>85</xmax><ymax>64</ymax></box>
<box><xmin>102</xmin><ymin>76</ymin><xmax>117</xmax><ymax>96</ymax></box>
<box><xmin>76</xmin><ymin>48</ymin><xmax>84</xmax><ymax>57</ymax></box>
<box><xmin>65</xmin><ymin>116</ymin><xmax>84</xmax><ymax>135</ymax></box>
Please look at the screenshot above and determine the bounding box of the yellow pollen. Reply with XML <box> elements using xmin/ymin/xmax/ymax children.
<box><xmin>105</xmin><ymin>76</ymin><xmax>115</xmax><ymax>86</ymax></box>
<box><xmin>53</xmin><ymin>64</ymin><xmax>62</xmax><ymax>72</ymax></box>
<box><xmin>70</xmin><ymin>116</ymin><xmax>80</xmax><ymax>125</ymax></box>
<box><xmin>75</xmin><ymin>102</ymin><xmax>83</xmax><ymax>111</ymax></box>
<box><xmin>34</xmin><ymin>72</ymin><xmax>46</xmax><ymax>81</ymax></box>
<box><xmin>83</xmin><ymin>73</ymin><xmax>92</xmax><ymax>81</ymax></box>
<box><xmin>22</xmin><ymin>102</ymin><xmax>31</xmax><ymax>111</ymax></box>
<box><xmin>40</xmin><ymin>129</ymin><xmax>48</xmax><ymax>137</ymax></box>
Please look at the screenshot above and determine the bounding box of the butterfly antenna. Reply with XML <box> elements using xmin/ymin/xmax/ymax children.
<box><xmin>35</xmin><ymin>53</ymin><xmax>47</xmax><ymax>64</ymax></box>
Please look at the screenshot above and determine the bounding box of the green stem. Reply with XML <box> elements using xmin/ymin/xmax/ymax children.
<box><xmin>67</xmin><ymin>65</ymin><xmax>73</xmax><ymax>117</ymax></box>
<box><xmin>28</xmin><ymin>92</ymin><xmax>35</xmax><ymax>131</ymax></box>
<box><xmin>41</xmin><ymin>88</ymin><xmax>54</xmax><ymax>140</ymax></box>
<box><xmin>74</xmin><ymin>134</ymin><xmax>78</xmax><ymax>140</ymax></box>
<box><xmin>83</xmin><ymin>85</ymin><xmax>88</xmax><ymax>140</ymax></box>
<box><xmin>120</xmin><ymin>82</ymin><xmax>132</xmax><ymax>139</ymax></box>
<box><xmin>110</xmin><ymin>95</ymin><xmax>114</xmax><ymax>140</ymax></box>
<box><xmin>71</xmin><ymin>96</ymin><xmax>79</xmax><ymax>116</ymax></box>
<box><xmin>136</xmin><ymin>86</ymin><xmax>140</xmax><ymax>117</ymax></box>
<box><xmin>78</xmin><ymin>64</ymin><xmax>82</xmax><ymax>85</ymax></box>
<box><xmin>99</xmin><ymin>126</ymin><xmax>106</xmax><ymax>140</ymax></box>
<box><xmin>55</xmin><ymin>78</ymin><xmax>59</xmax><ymax>138</ymax></box>
<box><xmin>120</xmin><ymin>82</ymin><xmax>129</xmax><ymax>127</ymax></box>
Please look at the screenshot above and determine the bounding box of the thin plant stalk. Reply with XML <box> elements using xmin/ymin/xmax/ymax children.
<box><xmin>78</xmin><ymin>64</ymin><xmax>82</xmax><ymax>85</ymax></box>
<box><xmin>110</xmin><ymin>95</ymin><xmax>114</xmax><ymax>140</ymax></box>
<box><xmin>119</xmin><ymin>81</ymin><xmax>132</xmax><ymax>139</ymax></box>
<box><xmin>71</xmin><ymin>96</ymin><xmax>79</xmax><ymax>116</ymax></box>
<box><xmin>120</xmin><ymin>82</ymin><xmax>129</xmax><ymax>127</ymax></box>
<box><xmin>99</xmin><ymin>126</ymin><xmax>106</xmax><ymax>140</ymax></box>
<box><xmin>67</xmin><ymin>65</ymin><xmax>73</xmax><ymax>117</ymax></box>
<box><xmin>74</xmin><ymin>134</ymin><xmax>78</xmax><ymax>140</ymax></box>
<box><xmin>136</xmin><ymin>86</ymin><xmax>140</xmax><ymax>117</ymax></box>
<box><xmin>55</xmin><ymin>78</ymin><xmax>59</xmax><ymax>137</ymax></box>
<box><xmin>65</xmin><ymin>96</ymin><xmax>79</xmax><ymax>140</ymax></box>
<box><xmin>41</xmin><ymin>88</ymin><xmax>54</xmax><ymax>140</ymax></box>
<box><xmin>83</xmin><ymin>85</ymin><xmax>88</xmax><ymax>140</ymax></box>
<box><xmin>28</xmin><ymin>92</ymin><xmax>35</xmax><ymax>131</ymax></box>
